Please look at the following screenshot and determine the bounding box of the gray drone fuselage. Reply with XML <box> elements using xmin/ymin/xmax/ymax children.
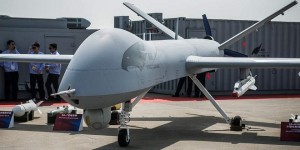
<box><xmin>60</xmin><ymin>28</ymin><xmax>221</xmax><ymax>109</ymax></box>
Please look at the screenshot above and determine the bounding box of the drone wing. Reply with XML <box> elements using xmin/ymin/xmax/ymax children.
<box><xmin>0</xmin><ymin>54</ymin><xmax>73</xmax><ymax>64</ymax></box>
<box><xmin>186</xmin><ymin>56</ymin><xmax>300</xmax><ymax>74</ymax></box>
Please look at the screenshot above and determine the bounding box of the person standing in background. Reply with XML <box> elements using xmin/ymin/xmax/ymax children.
<box><xmin>45</xmin><ymin>43</ymin><xmax>61</xmax><ymax>101</ymax></box>
<box><xmin>28</xmin><ymin>42</ymin><xmax>45</xmax><ymax>101</ymax></box>
<box><xmin>0</xmin><ymin>40</ymin><xmax>20</xmax><ymax>100</ymax></box>
<box><xmin>172</xmin><ymin>77</ymin><xmax>186</xmax><ymax>97</ymax></box>
<box><xmin>173</xmin><ymin>73</ymin><xmax>206</xmax><ymax>98</ymax></box>
<box><xmin>187</xmin><ymin>73</ymin><xmax>205</xmax><ymax>98</ymax></box>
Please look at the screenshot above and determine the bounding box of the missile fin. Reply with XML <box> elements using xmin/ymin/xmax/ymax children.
<box><xmin>37</xmin><ymin>108</ymin><xmax>42</xmax><ymax>114</ymax></box>
<box><xmin>28</xmin><ymin>99</ymin><xmax>35</xmax><ymax>104</ymax></box>
<box><xmin>36</xmin><ymin>101</ymin><xmax>44</xmax><ymax>107</ymax></box>
<box><xmin>249</xmin><ymin>85</ymin><xmax>257</xmax><ymax>90</ymax></box>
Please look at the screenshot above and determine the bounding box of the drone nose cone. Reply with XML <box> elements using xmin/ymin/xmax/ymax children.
<box><xmin>59</xmin><ymin>28</ymin><xmax>143</xmax><ymax>98</ymax></box>
<box><xmin>232</xmin><ymin>92</ymin><xmax>238</xmax><ymax>98</ymax></box>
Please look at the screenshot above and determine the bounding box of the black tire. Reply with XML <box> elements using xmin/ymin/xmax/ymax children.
<box><xmin>118</xmin><ymin>129</ymin><xmax>130</xmax><ymax>147</ymax></box>
<box><xmin>230</xmin><ymin>116</ymin><xmax>243</xmax><ymax>131</ymax></box>
<box><xmin>231</xmin><ymin>116</ymin><xmax>242</xmax><ymax>126</ymax></box>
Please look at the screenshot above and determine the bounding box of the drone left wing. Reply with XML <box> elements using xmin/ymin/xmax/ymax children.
<box><xmin>186</xmin><ymin>56</ymin><xmax>300</xmax><ymax>74</ymax></box>
<box><xmin>0</xmin><ymin>54</ymin><xmax>72</xmax><ymax>64</ymax></box>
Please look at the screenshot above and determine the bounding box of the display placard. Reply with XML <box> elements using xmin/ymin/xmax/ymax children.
<box><xmin>53</xmin><ymin>114</ymin><xmax>83</xmax><ymax>131</ymax></box>
<box><xmin>0</xmin><ymin>111</ymin><xmax>14</xmax><ymax>128</ymax></box>
<box><xmin>280</xmin><ymin>122</ymin><xmax>300</xmax><ymax>141</ymax></box>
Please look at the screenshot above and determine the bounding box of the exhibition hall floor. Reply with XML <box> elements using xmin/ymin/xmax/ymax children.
<box><xmin>1</xmin><ymin>93</ymin><xmax>300</xmax><ymax>150</ymax></box>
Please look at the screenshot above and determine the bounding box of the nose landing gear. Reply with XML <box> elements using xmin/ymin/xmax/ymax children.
<box><xmin>115</xmin><ymin>88</ymin><xmax>151</xmax><ymax>147</ymax></box>
<box><xmin>118</xmin><ymin>101</ymin><xmax>131</xmax><ymax>147</ymax></box>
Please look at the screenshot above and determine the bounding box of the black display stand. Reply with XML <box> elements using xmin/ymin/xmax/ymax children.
<box><xmin>14</xmin><ymin>111</ymin><xmax>34</xmax><ymax>122</ymax></box>
<box><xmin>47</xmin><ymin>113</ymin><xmax>56</xmax><ymax>124</ymax></box>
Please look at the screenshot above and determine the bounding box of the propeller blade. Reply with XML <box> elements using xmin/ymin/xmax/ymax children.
<box><xmin>202</xmin><ymin>14</ymin><xmax>212</xmax><ymax>37</ymax></box>
<box><xmin>202</xmin><ymin>14</ymin><xmax>250</xmax><ymax>58</ymax></box>
<box><xmin>224</xmin><ymin>49</ymin><xmax>248</xmax><ymax>57</ymax></box>
<box><xmin>251</xmin><ymin>43</ymin><xmax>262</xmax><ymax>55</ymax></box>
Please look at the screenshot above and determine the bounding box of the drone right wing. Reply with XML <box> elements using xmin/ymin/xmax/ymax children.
<box><xmin>186</xmin><ymin>56</ymin><xmax>300</xmax><ymax>74</ymax></box>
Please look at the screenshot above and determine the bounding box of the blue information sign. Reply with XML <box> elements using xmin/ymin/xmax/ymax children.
<box><xmin>0</xmin><ymin>111</ymin><xmax>14</xmax><ymax>128</ymax></box>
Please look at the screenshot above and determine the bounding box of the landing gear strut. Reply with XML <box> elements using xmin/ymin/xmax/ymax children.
<box><xmin>118</xmin><ymin>101</ymin><xmax>131</xmax><ymax>147</ymax></box>
<box><xmin>189</xmin><ymin>75</ymin><xmax>245</xmax><ymax>131</ymax></box>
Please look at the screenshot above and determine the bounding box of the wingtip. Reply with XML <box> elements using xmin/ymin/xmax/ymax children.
<box><xmin>123</xmin><ymin>2</ymin><xmax>131</xmax><ymax>6</ymax></box>
<box><xmin>292</xmin><ymin>0</ymin><xmax>298</xmax><ymax>5</ymax></box>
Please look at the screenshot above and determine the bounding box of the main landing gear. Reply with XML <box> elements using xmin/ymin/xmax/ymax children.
<box><xmin>189</xmin><ymin>75</ymin><xmax>245</xmax><ymax>131</ymax></box>
<box><xmin>230</xmin><ymin>115</ymin><xmax>245</xmax><ymax>131</ymax></box>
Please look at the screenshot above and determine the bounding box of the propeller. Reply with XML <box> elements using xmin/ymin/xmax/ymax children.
<box><xmin>202</xmin><ymin>14</ymin><xmax>213</xmax><ymax>40</ymax></box>
<box><xmin>202</xmin><ymin>14</ymin><xmax>248</xmax><ymax>57</ymax></box>
<box><xmin>251</xmin><ymin>43</ymin><xmax>262</xmax><ymax>55</ymax></box>
<box><xmin>224</xmin><ymin>49</ymin><xmax>248</xmax><ymax>57</ymax></box>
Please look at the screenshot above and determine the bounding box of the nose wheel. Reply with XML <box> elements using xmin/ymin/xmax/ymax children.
<box><xmin>118</xmin><ymin>128</ymin><xmax>130</xmax><ymax>147</ymax></box>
